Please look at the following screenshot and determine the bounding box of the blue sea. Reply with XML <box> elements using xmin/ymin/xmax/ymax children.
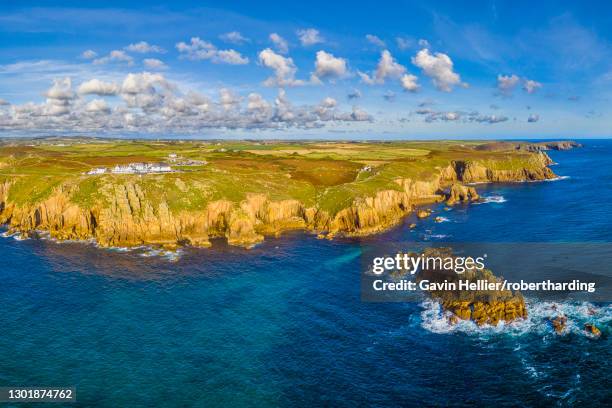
<box><xmin>1</xmin><ymin>141</ymin><xmax>611</xmax><ymax>407</ymax></box>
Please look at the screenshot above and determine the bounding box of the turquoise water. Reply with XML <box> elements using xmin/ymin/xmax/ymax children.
<box><xmin>0</xmin><ymin>142</ymin><xmax>611</xmax><ymax>407</ymax></box>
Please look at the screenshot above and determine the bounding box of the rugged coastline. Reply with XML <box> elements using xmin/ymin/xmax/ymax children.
<box><xmin>0</xmin><ymin>139</ymin><xmax>574</xmax><ymax>249</ymax></box>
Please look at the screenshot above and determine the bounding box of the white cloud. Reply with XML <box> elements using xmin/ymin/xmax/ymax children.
<box><xmin>523</xmin><ymin>79</ymin><xmax>542</xmax><ymax>94</ymax></box>
<box><xmin>383</xmin><ymin>91</ymin><xmax>396</xmax><ymax>102</ymax></box>
<box><xmin>143</xmin><ymin>58</ymin><xmax>167</xmax><ymax>70</ymax></box>
<box><xmin>347</xmin><ymin>89</ymin><xmax>361</xmax><ymax>99</ymax></box>
<box><xmin>419</xmin><ymin>109</ymin><xmax>508</xmax><ymax>124</ymax></box>
<box><xmin>418</xmin><ymin>39</ymin><xmax>430</xmax><ymax>48</ymax></box>
<box><xmin>269</xmin><ymin>33</ymin><xmax>289</xmax><ymax>54</ymax></box>
<box><xmin>45</xmin><ymin>77</ymin><xmax>74</xmax><ymax>100</ymax></box>
<box><xmin>297</xmin><ymin>28</ymin><xmax>323</xmax><ymax>46</ymax></box>
<box><xmin>258</xmin><ymin>48</ymin><xmax>305</xmax><ymax>87</ymax></box>
<box><xmin>121</xmin><ymin>72</ymin><xmax>170</xmax><ymax>95</ymax></box>
<box><xmin>358</xmin><ymin>50</ymin><xmax>406</xmax><ymax>85</ymax></box>
<box><xmin>311</xmin><ymin>50</ymin><xmax>348</xmax><ymax>82</ymax></box>
<box><xmin>81</xmin><ymin>50</ymin><xmax>97</xmax><ymax>59</ymax></box>
<box><xmin>247</xmin><ymin>93</ymin><xmax>271</xmax><ymax>113</ymax></box>
<box><xmin>396</xmin><ymin>37</ymin><xmax>413</xmax><ymax>50</ymax></box>
<box><xmin>400</xmin><ymin>73</ymin><xmax>419</xmax><ymax>92</ymax></box>
<box><xmin>219</xmin><ymin>88</ymin><xmax>242</xmax><ymax>111</ymax></box>
<box><xmin>176</xmin><ymin>37</ymin><xmax>249</xmax><ymax>65</ymax></box>
<box><xmin>411</xmin><ymin>48</ymin><xmax>464</xmax><ymax>91</ymax></box>
<box><xmin>78</xmin><ymin>79</ymin><xmax>120</xmax><ymax>95</ymax></box>
<box><xmin>85</xmin><ymin>99</ymin><xmax>111</xmax><ymax>113</ymax></box>
<box><xmin>497</xmin><ymin>74</ymin><xmax>520</xmax><ymax>95</ymax></box>
<box><xmin>528</xmin><ymin>113</ymin><xmax>540</xmax><ymax>122</ymax></box>
<box><xmin>0</xmin><ymin>74</ymin><xmax>370</xmax><ymax>133</ymax></box>
<box><xmin>125</xmin><ymin>41</ymin><xmax>165</xmax><ymax>54</ymax></box>
<box><xmin>0</xmin><ymin>99</ymin><xmax>9</xmax><ymax>105</ymax></box>
<box><xmin>215</xmin><ymin>50</ymin><xmax>249</xmax><ymax>65</ymax></box>
<box><xmin>219</xmin><ymin>31</ymin><xmax>250</xmax><ymax>45</ymax></box>
<box><xmin>93</xmin><ymin>50</ymin><xmax>134</xmax><ymax>66</ymax></box>
<box><xmin>366</xmin><ymin>34</ymin><xmax>386</xmax><ymax>48</ymax></box>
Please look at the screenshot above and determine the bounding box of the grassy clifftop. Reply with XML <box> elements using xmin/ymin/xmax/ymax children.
<box><xmin>0</xmin><ymin>138</ymin><xmax>561</xmax><ymax>248</ymax></box>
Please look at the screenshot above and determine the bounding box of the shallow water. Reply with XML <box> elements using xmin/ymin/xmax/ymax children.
<box><xmin>0</xmin><ymin>141</ymin><xmax>610</xmax><ymax>407</ymax></box>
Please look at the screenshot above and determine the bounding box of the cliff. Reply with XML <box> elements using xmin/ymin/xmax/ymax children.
<box><xmin>0</xmin><ymin>142</ymin><xmax>559</xmax><ymax>249</ymax></box>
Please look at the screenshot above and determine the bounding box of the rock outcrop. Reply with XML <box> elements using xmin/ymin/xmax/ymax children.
<box><xmin>446</xmin><ymin>183</ymin><xmax>479</xmax><ymax>205</ymax></box>
<box><xmin>416</xmin><ymin>248</ymin><xmax>528</xmax><ymax>326</ymax></box>
<box><xmin>584</xmin><ymin>323</ymin><xmax>602</xmax><ymax>338</ymax></box>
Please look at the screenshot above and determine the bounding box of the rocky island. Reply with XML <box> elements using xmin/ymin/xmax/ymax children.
<box><xmin>0</xmin><ymin>138</ymin><xmax>578</xmax><ymax>249</ymax></box>
<box><xmin>416</xmin><ymin>247</ymin><xmax>528</xmax><ymax>326</ymax></box>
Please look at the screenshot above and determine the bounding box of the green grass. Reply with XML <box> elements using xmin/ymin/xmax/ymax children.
<box><xmin>0</xmin><ymin>139</ymin><xmax>550</xmax><ymax>216</ymax></box>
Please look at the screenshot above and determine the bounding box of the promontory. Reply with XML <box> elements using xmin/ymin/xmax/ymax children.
<box><xmin>0</xmin><ymin>138</ymin><xmax>577</xmax><ymax>249</ymax></box>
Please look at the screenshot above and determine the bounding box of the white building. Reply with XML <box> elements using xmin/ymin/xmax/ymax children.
<box><xmin>111</xmin><ymin>163</ymin><xmax>173</xmax><ymax>174</ymax></box>
<box><xmin>87</xmin><ymin>168</ymin><xmax>107</xmax><ymax>175</ymax></box>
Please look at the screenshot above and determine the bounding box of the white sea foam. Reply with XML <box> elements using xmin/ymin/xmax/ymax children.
<box><xmin>435</xmin><ymin>216</ymin><xmax>450</xmax><ymax>223</ymax></box>
<box><xmin>544</xmin><ymin>175</ymin><xmax>570</xmax><ymax>182</ymax></box>
<box><xmin>419</xmin><ymin>298</ymin><xmax>611</xmax><ymax>338</ymax></box>
<box><xmin>139</xmin><ymin>248</ymin><xmax>183</xmax><ymax>262</ymax></box>
<box><xmin>422</xmin><ymin>233</ymin><xmax>449</xmax><ymax>241</ymax></box>
<box><xmin>475</xmin><ymin>194</ymin><xmax>507</xmax><ymax>204</ymax></box>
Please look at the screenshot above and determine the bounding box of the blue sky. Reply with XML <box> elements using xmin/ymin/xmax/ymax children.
<box><xmin>0</xmin><ymin>0</ymin><xmax>610</xmax><ymax>138</ymax></box>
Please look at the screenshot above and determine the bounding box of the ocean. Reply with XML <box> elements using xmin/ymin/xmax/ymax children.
<box><xmin>0</xmin><ymin>141</ymin><xmax>610</xmax><ymax>407</ymax></box>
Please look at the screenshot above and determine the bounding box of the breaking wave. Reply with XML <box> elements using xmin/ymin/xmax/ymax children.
<box><xmin>419</xmin><ymin>298</ymin><xmax>611</xmax><ymax>338</ymax></box>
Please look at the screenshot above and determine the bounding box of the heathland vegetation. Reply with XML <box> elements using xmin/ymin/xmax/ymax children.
<box><xmin>0</xmin><ymin>138</ymin><xmax>567</xmax><ymax>248</ymax></box>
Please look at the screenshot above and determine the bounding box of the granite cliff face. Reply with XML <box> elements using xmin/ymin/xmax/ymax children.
<box><xmin>0</xmin><ymin>152</ymin><xmax>557</xmax><ymax>249</ymax></box>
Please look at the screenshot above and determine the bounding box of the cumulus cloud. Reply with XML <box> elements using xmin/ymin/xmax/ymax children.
<box><xmin>396</xmin><ymin>37</ymin><xmax>413</xmax><ymax>50</ymax></box>
<box><xmin>176</xmin><ymin>37</ymin><xmax>249</xmax><ymax>65</ymax></box>
<box><xmin>311</xmin><ymin>50</ymin><xmax>348</xmax><ymax>83</ymax></box>
<box><xmin>297</xmin><ymin>28</ymin><xmax>323</xmax><ymax>46</ymax></box>
<box><xmin>85</xmin><ymin>99</ymin><xmax>111</xmax><ymax>113</ymax></box>
<box><xmin>40</xmin><ymin>77</ymin><xmax>76</xmax><ymax>116</ymax></box>
<box><xmin>383</xmin><ymin>91</ymin><xmax>396</xmax><ymax>102</ymax></box>
<box><xmin>81</xmin><ymin>50</ymin><xmax>97</xmax><ymax>59</ymax></box>
<box><xmin>0</xmin><ymin>99</ymin><xmax>10</xmax><ymax>105</ymax></box>
<box><xmin>93</xmin><ymin>50</ymin><xmax>134</xmax><ymax>66</ymax></box>
<box><xmin>78</xmin><ymin>79</ymin><xmax>120</xmax><ymax>95</ymax></box>
<box><xmin>400</xmin><ymin>74</ymin><xmax>419</xmax><ymax>92</ymax></box>
<box><xmin>45</xmin><ymin>77</ymin><xmax>74</xmax><ymax>100</ymax></box>
<box><xmin>523</xmin><ymin>79</ymin><xmax>542</xmax><ymax>94</ymax></box>
<box><xmin>497</xmin><ymin>74</ymin><xmax>520</xmax><ymax>95</ymax></box>
<box><xmin>366</xmin><ymin>34</ymin><xmax>386</xmax><ymax>48</ymax></box>
<box><xmin>417</xmin><ymin>108</ymin><xmax>508</xmax><ymax>124</ymax></box>
<box><xmin>418</xmin><ymin>39</ymin><xmax>430</xmax><ymax>48</ymax></box>
<box><xmin>219</xmin><ymin>31</ymin><xmax>250</xmax><ymax>45</ymax></box>
<box><xmin>125</xmin><ymin>41</ymin><xmax>165</xmax><ymax>54</ymax></box>
<box><xmin>258</xmin><ymin>48</ymin><xmax>305</xmax><ymax>87</ymax></box>
<box><xmin>269</xmin><ymin>33</ymin><xmax>289</xmax><ymax>54</ymax></box>
<box><xmin>0</xmin><ymin>74</ymin><xmax>370</xmax><ymax>133</ymax></box>
<box><xmin>358</xmin><ymin>50</ymin><xmax>407</xmax><ymax>85</ymax></box>
<box><xmin>496</xmin><ymin>75</ymin><xmax>541</xmax><ymax>95</ymax></box>
<box><xmin>412</xmin><ymin>48</ymin><xmax>465</xmax><ymax>91</ymax></box>
<box><xmin>143</xmin><ymin>58</ymin><xmax>167</xmax><ymax>70</ymax></box>
<box><xmin>347</xmin><ymin>89</ymin><xmax>361</xmax><ymax>99</ymax></box>
<box><xmin>527</xmin><ymin>113</ymin><xmax>540</xmax><ymax>122</ymax></box>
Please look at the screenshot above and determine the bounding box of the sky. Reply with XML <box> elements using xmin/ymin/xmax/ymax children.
<box><xmin>0</xmin><ymin>0</ymin><xmax>611</xmax><ymax>139</ymax></box>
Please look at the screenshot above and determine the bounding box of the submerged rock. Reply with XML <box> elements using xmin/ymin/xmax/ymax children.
<box><xmin>584</xmin><ymin>323</ymin><xmax>602</xmax><ymax>338</ymax></box>
<box><xmin>550</xmin><ymin>315</ymin><xmax>568</xmax><ymax>334</ymax></box>
<box><xmin>416</xmin><ymin>210</ymin><xmax>431</xmax><ymax>219</ymax></box>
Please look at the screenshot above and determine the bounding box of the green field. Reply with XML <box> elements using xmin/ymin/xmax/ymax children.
<box><xmin>0</xmin><ymin>138</ymin><xmax>548</xmax><ymax>216</ymax></box>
